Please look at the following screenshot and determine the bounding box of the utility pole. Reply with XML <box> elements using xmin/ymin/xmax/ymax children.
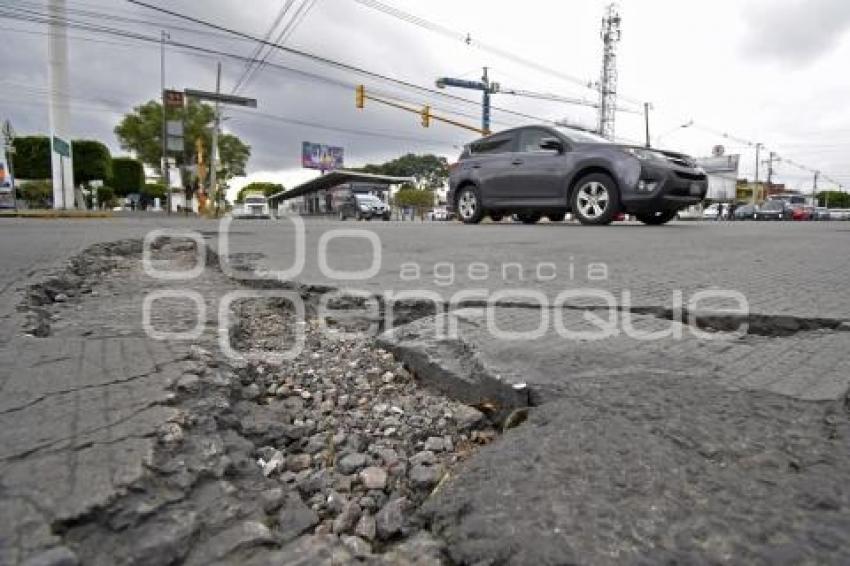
<box><xmin>763</xmin><ymin>151</ymin><xmax>775</xmax><ymax>185</ymax></box>
<box><xmin>643</xmin><ymin>102</ymin><xmax>651</xmax><ymax>148</ymax></box>
<box><xmin>813</xmin><ymin>170</ymin><xmax>819</xmax><ymax>206</ymax></box>
<box><xmin>752</xmin><ymin>142</ymin><xmax>763</xmax><ymax>204</ymax></box>
<box><xmin>210</xmin><ymin>62</ymin><xmax>222</xmax><ymax>217</ymax></box>
<box><xmin>161</xmin><ymin>30</ymin><xmax>171</xmax><ymax>215</ymax></box>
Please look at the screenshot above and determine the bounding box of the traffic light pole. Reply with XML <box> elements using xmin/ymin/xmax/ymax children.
<box><xmin>355</xmin><ymin>87</ymin><xmax>485</xmax><ymax>135</ymax></box>
<box><xmin>435</xmin><ymin>67</ymin><xmax>496</xmax><ymax>134</ymax></box>
<box><xmin>161</xmin><ymin>30</ymin><xmax>171</xmax><ymax>215</ymax></box>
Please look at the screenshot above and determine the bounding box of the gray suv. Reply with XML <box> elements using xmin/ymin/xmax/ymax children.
<box><xmin>338</xmin><ymin>193</ymin><xmax>391</xmax><ymax>221</ymax></box>
<box><xmin>447</xmin><ymin>125</ymin><xmax>708</xmax><ymax>225</ymax></box>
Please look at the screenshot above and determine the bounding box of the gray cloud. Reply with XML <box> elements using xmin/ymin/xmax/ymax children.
<box><xmin>741</xmin><ymin>0</ymin><xmax>850</xmax><ymax>66</ymax></box>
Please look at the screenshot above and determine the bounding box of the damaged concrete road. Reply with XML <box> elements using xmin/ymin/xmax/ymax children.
<box><xmin>0</xmin><ymin>237</ymin><xmax>496</xmax><ymax>565</ymax></box>
<box><xmin>2</xmin><ymin>218</ymin><xmax>850</xmax><ymax>565</ymax></box>
<box><xmin>380</xmin><ymin>307</ymin><xmax>850</xmax><ymax>564</ymax></box>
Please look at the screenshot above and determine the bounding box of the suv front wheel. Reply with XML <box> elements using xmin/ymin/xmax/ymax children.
<box><xmin>456</xmin><ymin>186</ymin><xmax>484</xmax><ymax>224</ymax></box>
<box><xmin>571</xmin><ymin>173</ymin><xmax>620</xmax><ymax>226</ymax></box>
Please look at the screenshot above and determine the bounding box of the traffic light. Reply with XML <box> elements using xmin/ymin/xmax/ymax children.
<box><xmin>421</xmin><ymin>105</ymin><xmax>430</xmax><ymax>128</ymax></box>
<box><xmin>356</xmin><ymin>85</ymin><xmax>365</xmax><ymax>109</ymax></box>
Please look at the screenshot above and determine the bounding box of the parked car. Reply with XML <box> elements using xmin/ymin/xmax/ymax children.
<box><xmin>702</xmin><ymin>204</ymin><xmax>720</xmax><ymax>220</ymax></box>
<box><xmin>813</xmin><ymin>207</ymin><xmax>831</xmax><ymax>221</ymax></box>
<box><xmin>790</xmin><ymin>205</ymin><xmax>814</xmax><ymax>221</ymax></box>
<box><xmin>427</xmin><ymin>207</ymin><xmax>449</xmax><ymax>221</ymax></box>
<box><xmin>829</xmin><ymin>208</ymin><xmax>850</xmax><ymax>220</ymax></box>
<box><xmin>447</xmin><ymin>125</ymin><xmax>708</xmax><ymax>226</ymax></box>
<box><xmin>733</xmin><ymin>204</ymin><xmax>757</xmax><ymax>220</ymax></box>
<box><xmin>338</xmin><ymin>193</ymin><xmax>391</xmax><ymax>221</ymax></box>
<box><xmin>755</xmin><ymin>200</ymin><xmax>790</xmax><ymax>220</ymax></box>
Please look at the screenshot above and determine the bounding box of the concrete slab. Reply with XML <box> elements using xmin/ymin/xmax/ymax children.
<box><xmin>422</xmin><ymin>377</ymin><xmax>850</xmax><ymax>565</ymax></box>
<box><xmin>379</xmin><ymin>307</ymin><xmax>850</xmax><ymax>403</ymax></box>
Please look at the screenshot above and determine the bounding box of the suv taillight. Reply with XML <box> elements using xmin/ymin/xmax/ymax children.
<box><xmin>448</xmin><ymin>162</ymin><xmax>459</xmax><ymax>172</ymax></box>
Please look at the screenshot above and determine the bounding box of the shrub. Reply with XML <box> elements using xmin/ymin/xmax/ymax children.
<box><xmin>19</xmin><ymin>180</ymin><xmax>52</xmax><ymax>208</ymax></box>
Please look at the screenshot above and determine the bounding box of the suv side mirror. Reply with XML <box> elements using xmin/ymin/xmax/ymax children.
<box><xmin>540</xmin><ymin>137</ymin><xmax>564</xmax><ymax>153</ymax></box>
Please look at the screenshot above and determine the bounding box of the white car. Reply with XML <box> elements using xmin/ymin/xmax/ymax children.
<box><xmin>702</xmin><ymin>204</ymin><xmax>720</xmax><ymax>220</ymax></box>
<box><xmin>428</xmin><ymin>208</ymin><xmax>449</xmax><ymax>221</ymax></box>
<box><xmin>829</xmin><ymin>208</ymin><xmax>850</xmax><ymax>220</ymax></box>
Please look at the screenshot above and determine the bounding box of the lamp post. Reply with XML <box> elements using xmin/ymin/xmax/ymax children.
<box><xmin>654</xmin><ymin>120</ymin><xmax>693</xmax><ymax>148</ymax></box>
<box><xmin>2</xmin><ymin>120</ymin><xmax>17</xmax><ymax>210</ymax></box>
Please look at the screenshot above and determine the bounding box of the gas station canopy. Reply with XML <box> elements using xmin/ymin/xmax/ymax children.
<box><xmin>268</xmin><ymin>170</ymin><xmax>414</xmax><ymax>202</ymax></box>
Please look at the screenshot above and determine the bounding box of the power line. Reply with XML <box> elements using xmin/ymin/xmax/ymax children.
<box><xmin>0</xmin><ymin>80</ymin><xmax>467</xmax><ymax>153</ymax></box>
<box><xmin>124</xmin><ymin>0</ymin><xmax>556</xmax><ymax>125</ymax></box>
<box><xmin>2</xmin><ymin>0</ymin><xmax>246</xmax><ymax>42</ymax></box>
<box><xmin>0</xmin><ymin>7</ymin><xmax>509</xmax><ymax>128</ymax></box>
<box><xmin>227</xmin><ymin>107</ymin><xmax>463</xmax><ymax>148</ymax></box>
<box><xmin>232</xmin><ymin>0</ymin><xmax>296</xmax><ymax>95</ymax></box>
<box><xmin>351</xmin><ymin>0</ymin><xmax>645</xmax><ymax>109</ymax></box>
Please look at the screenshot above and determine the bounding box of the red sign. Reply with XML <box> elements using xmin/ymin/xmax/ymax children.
<box><xmin>164</xmin><ymin>90</ymin><xmax>185</xmax><ymax>109</ymax></box>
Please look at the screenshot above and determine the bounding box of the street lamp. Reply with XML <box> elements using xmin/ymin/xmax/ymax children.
<box><xmin>654</xmin><ymin>120</ymin><xmax>693</xmax><ymax>147</ymax></box>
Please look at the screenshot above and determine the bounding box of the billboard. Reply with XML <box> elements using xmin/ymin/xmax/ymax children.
<box><xmin>302</xmin><ymin>142</ymin><xmax>344</xmax><ymax>171</ymax></box>
<box><xmin>0</xmin><ymin>162</ymin><xmax>9</xmax><ymax>190</ymax></box>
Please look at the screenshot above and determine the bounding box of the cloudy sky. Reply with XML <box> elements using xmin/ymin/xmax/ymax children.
<box><xmin>2</xmin><ymin>0</ymin><xmax>850</xmax><ymax>197</ymax></box>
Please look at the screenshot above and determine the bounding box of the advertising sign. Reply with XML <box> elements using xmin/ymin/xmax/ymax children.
<box><xmin>302</xmin><ymin>142</ymin><xmax>344</xmax><ymax>171</ymax></box>
<box><xmin>0</xmin><ymin>162</ymin><xmax>9</xmax><ymax>190</ymax></box>
<box><xmin>164</xmin><ymin>90</ymin><xmax>185</xmax><ymax>109</ymax></box>
<box><xmin>0</xmin><ymin>162</ymin><xmax>14</xmax><ymax>209</ymax></box>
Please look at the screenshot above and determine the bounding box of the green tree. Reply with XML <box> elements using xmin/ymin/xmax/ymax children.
<box><xmin>72</xmin><ymin>140</ymin><xmax>112</xmax><ymax>186</ymax></box>
<box><xmin>111</xmin><ymin>157</ymin><xmax>144</xmax><ymax>196</ymax></box>
<box><xmin>96</xmin><ymin>185</ymin><xmax>116</xmax><ymax>208</ymax></box>
<box><xmin>114</xmin><ymin>99</ymin><xmax>251</xmax><ymax>182</ymax></box>
<box><xmin>817</xmin><ymin>191</ymin><xmax>850</xmax><ymax>208</ymax></box>
<box><xmin>393</xmin><ymin>186</ymin><xmax>435</xmax><ymax>218</ymax></box>
<box><xmin>142</xmin><ymin>182</ymin><xmax>166</xmax><ymax>200</ymax></box>
<box><xmin>11</xmin><ymin>136</ymin><xmax>51</xmax><ymax>179</ymax></box>
<box><xmin>236</xmin><ymin>182</ymin><xmax>284</xmax><ymax>203</ymax></box>
<box><xmin>19</xmin><ymin>180</ymin><xmax>52</xmax><ymax>207</ymax></box>
<box><xmin>360</xmin><ymin>153</ymin><xmax>449</xmax><ymax>189</ymax></box>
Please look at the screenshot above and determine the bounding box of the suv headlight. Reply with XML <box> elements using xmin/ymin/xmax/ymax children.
<box><xmin>623</xmin><ymin>147</ymin><xmax>666</xmax><ymax>161</ymax></box>
<box><xmin>360</xmin><ymin>205</ymin><xmax>370</xmax><ymax>211</ymax></box>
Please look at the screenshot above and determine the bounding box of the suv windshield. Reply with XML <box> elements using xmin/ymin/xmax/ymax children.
<box><xmin>553</xmin><ymin>126</ymin><xmax>609</xmax><ymax>144</ymax></box>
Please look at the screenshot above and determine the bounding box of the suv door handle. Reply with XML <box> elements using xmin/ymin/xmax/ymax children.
<box><xmin>471</xmin><ymin>164</ymin><xmax>481</xmax><ymax>169</ymax></box>
<box><xmin>512</xmin><ymin>159</ymin><xmax>524</xmax><ymax>165</ymax></box>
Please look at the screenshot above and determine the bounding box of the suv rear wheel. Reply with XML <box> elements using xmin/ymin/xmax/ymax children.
<box><xmin>571</xmin><ymin>173</ymin><xmax>620</xmax><ymax>225</ymax></box>
<box><xmin>456</xmin><ymin>186</ymin><xmax>484</xmax><ymax>224</ymax></box>
<box><xmin>636</xmin><ymin>210</ymin><xmax>677</xmax><ymax>225</ymax></box>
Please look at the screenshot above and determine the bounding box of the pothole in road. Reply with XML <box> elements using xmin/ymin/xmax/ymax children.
<box><xmin>24</xmin><ymin>239</ymin><xmax>513</xmax><ymax>565</ymax></box>
<box><xmin>223</xmin><ymin>298</ymin><xmax>504</xmax><ymax>554</ymax></box>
